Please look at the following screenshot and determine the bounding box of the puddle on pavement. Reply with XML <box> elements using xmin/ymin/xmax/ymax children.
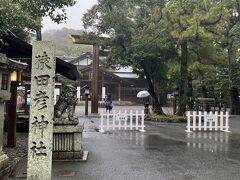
<box><xmin>144</xmin><ymin>134</ymin><xmax>185</xmax><ymax>148</ymax></box>
<box><xmin>98</xmin><ymin>128</ymin><xmax>240</xmax><ymax>161</ymax></box>
<box><xmin>111</xmin><ymin>132</ymin><xmax>186</xmax><ymax>149</ymax></box>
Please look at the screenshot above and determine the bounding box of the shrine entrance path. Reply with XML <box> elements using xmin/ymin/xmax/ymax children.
<box><xmin>52</xmin><ymin>114</ymin><xmax>240</xmax><ymax>180</ymax></box>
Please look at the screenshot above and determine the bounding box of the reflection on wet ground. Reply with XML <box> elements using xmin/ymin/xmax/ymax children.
<box><xmin>186</xmin><ymin>132</ymin><xmax>229</xmax><ymax>153</ymax></box>
<box><xmin>89</xmin><ymin>119</ymin><xmax>239</xmax><ymax>156</ymax></box>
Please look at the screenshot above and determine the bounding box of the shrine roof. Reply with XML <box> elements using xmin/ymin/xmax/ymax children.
<box><xmin>0</xmin><ymin>32</ymin><xmax>80</xmax><ymax>80</ymax></box>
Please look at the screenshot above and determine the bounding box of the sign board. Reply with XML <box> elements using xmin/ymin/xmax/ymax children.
<box><xmin>205</xmin><ymin>115</ymin><xmax>216</xmax><ymax>123</ymax></box>
<box><xmin>116</xmin><ymin>113</ymin><xmax>127</xmax><ymax>121</ymax></box>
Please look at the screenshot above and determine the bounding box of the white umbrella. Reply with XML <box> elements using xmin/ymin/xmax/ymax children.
<box><xmin>137</xmin><ymin>90</ymin><xmax>150</xmax><ymax>98</ymax></box>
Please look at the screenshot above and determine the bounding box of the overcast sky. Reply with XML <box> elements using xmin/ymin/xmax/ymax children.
<box><xmin>42</xmin><ymin>0</ymin><xmax>98</xmax><ymax>32</ymax></box>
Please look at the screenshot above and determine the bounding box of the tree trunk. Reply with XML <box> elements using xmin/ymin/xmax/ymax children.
<box><xmin>187</xmin><ymin>79</ymin><xmax>193</xmax><ymax>110</ymax></box>
<box><xmin>177</xmin><ymin>41</ymin><xmax>188</xmax><ymax>115</ymax></box>
<box><xmin>142</xmin><ymin>64</ymin><xmax>165</xmax><ymax>115</ymax></box>
<box><xmin>201</xmin><ymin>85</ymin><xmax>210</xmax><ymax>112</ymax></box>
<box><xmin>227</xmin><ymin>39</ymin><xmax>233</xmax><ymax>112</ymax></box>
<box><xmin>230</xmin><ymin>87</ymin><xmax>240</xmax><ymax>115</ymax></box>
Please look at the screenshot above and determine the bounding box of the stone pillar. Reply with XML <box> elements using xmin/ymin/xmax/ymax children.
<box><xmin>0</xmin><ymin>91</ymin><xmax>11</xmax><ymax>176</ymax></box>
<box><xmin>27</xmin><ymin>42</ymin><xmax>56</xmax><ymax>180</ymax></box>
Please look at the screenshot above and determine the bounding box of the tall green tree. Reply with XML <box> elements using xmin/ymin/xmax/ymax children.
<box><xmin>162</xmin><ymin>0</ymin><xmax>224</xmax><ymax>115</ymax></box>
<box><xmin>214</xmin><ymin>0</ymin><xmax>240</xmax><ymax>114</ymax></box>
<box><xmin>83</xmin><ymin>0</ymin><xmax>176</xmax><ymax>114</ymax></box>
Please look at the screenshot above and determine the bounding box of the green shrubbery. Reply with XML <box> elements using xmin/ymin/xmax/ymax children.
<box><xmin>149</xmin><ymin>114</ymin><xmax>186</xmax><ymax>123</ymax></box>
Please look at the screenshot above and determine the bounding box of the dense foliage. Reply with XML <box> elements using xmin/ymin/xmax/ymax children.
<box><xmin>0</xmin><ymin>0</ymin><xmax>75</xmax><ymax>39</ymax></box>
<box><xmin>83</xmin><ymin>0</ymin><xmax>177</xmax><ymax>114</ymax></box>
<box><xmin>83</xmin><ymin>0</ymin><xmax>240</xmax><ymax>114</ymax></box>
<box><xmin>1</xmin><ymin>0</ymin><xmax>240</xmax><ymax>114</ymax></box>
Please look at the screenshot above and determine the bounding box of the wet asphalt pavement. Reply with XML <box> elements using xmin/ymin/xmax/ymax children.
<box><xmin>52</xmin><ymin>115</ymin><xmax>240</xmax><ymax>180</ymax></box>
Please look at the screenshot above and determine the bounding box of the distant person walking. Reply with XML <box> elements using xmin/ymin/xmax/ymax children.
<box><xmin>143</xmin><ymin>97</ymin><xmax>150</xmax><ymax>114</ymax></box>
<box><xmin>105</xmin><ymin>94</ymin><xmax>113</xmax><ymax>113</ymax></box>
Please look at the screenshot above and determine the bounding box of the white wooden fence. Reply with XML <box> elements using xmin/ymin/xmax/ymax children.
<box><xmin>100</xmin><ymin>110</ymin><xmax>145</xmax><ymax>133</ymax></box>
<box><xmin>186</xmin><ymin>111</ymin><xmax>230</xmax><ymax>132</ymax></box>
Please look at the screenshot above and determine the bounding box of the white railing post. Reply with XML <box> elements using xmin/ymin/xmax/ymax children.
<box><xmin>99</xmin><ymin>110</ymin><xmax>104</xmax><ymax>133</ymax></box>
<box><xmin>107</xmin><ymin>111</ymin><xmax>110</xmax><ymax>131</ymax></box>
<box><xmin>204</xmin><ymin>111</ymin><xmax>207</xmax><ymax>131</ymax></box>
<box><xmin>198</xmin><ymin>111</ymin><xmax>202</xmax><ymax>130</ymax></box>
<box><xmin>209</xmin><ymin>111</ymin><xmax>213</xmax><ymax>131</ymax></box>
<box><xmin>136</xmin><ymin>110</ymin><xmax>139</xmax><ymax>130</ymax></box>
<box><xmin>193</xmin><ymin>111</ymin><xmax>196</xmax><ymax>131</ymax></box>
<box><xmin>224</xmin><ymin>111</ymin><xmax>231</xmax><ymax>132</ymax></box>
<box><xmin>118</xmin><ymin>110</ymin><xmax>121</xmax><ymax>130</ymax></box>
<box><xmin>220</xmin><ymin>111</ymin><xmax>223</xmax><ymax>131</ymax></box>
<box><xmin>113</xmin><ymin>110</ymin><xmax>116</xmax><ymax>130</ymax></box>
<box><xmin>124</xmin><ymin>110</ymin><xmax>127</xmax><ymax>130</ymax></box>
<box><xmin>214</xmin><ymin>111</ymin><xmax>218</xmax><ymax>131</ymax></box>
<box><xmin>140</xmin><ymin>110</ymin><xmax>145</xmax><ymax>132</ymax></box>
<box><xmin>130</xmin><ymin>110</ymin><xmax>133</xmax><ymax>130</ymax></box>
<box><xmin>185</xmin><ymin>111</ymin><xmax>192</xmax><ymax>132</ymax></box>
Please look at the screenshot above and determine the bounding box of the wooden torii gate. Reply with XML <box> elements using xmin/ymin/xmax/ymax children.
<box><xmin>69</xmin><ymin>34</ymin><xmax>100</xmax><ymax>114</ymax></box>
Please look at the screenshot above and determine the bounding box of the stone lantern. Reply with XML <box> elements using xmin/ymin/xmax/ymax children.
<box><xmin>0</xmin><ymin>53</ymin><xmax>27</xmax><ymax>175</ymax></box>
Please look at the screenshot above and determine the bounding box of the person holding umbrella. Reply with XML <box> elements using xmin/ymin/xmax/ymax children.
<box><xmin>137</xmin><ymin>90</ymin><xmax>150</xmax><ymax>114</ymax></box>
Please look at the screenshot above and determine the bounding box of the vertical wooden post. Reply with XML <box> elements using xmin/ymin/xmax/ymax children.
<box><xmin>91</xmin><ymin>44</ymin><xmax>99</xmax><ymax>114</ymax></box>
<box><xmin>85</xmin><ymin>94</ymin><xmax>88</xmax><ymax>115</ymax></box>
<box><xmin>7</xmin><ymin>81</ymin><xmax>18</xmax><ymax>147</ymax></box>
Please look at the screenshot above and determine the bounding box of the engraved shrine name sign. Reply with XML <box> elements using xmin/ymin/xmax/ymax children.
<box><xmin>27</xmin><ymin>42</ymin><xmax>56</xmax><ymax>180</ymax></box>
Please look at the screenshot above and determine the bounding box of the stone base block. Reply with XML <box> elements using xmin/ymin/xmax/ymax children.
<box><xmin>0</xmin><ymin>153</ymin><xmax>9</xmax><ymax>177</ymax></box>
<box><xmin>53</xmin><ymin>118</ymin><xmax>84</xmax><ymax>161</ymax></box>
<box><xmin>53</xmin><ymin>151</ymin><xmax>83</xmax><ymax>160</ymax></box>
<box><xmin>53</xmin><ymin>151</ymin><xmax>88</xmax><ymax>162</ymax></box>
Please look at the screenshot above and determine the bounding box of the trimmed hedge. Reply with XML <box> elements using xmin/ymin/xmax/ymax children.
<box><xmin>149</xmin><ymin>114</ymin><xmax>187</xmax><ymax>123</ymax></box>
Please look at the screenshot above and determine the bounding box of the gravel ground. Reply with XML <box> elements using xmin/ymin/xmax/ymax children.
<box><xmin>3</xmin><ymin>133</ymin><xmax>28</xmax><ymax>174</ymax></box>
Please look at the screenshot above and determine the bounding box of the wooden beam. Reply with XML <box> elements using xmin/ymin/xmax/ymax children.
<box><xmin>91</xmin><ymin>44</ymin><xmax>99</xmax><ymax>114</ymax></box>
<box><xmin>69</xmin><ymin>34</ymin><xmax>100</xmax><ymax>45</ymax></box>
<box><xmin>7</xmin><ymin>81</ymin><xmax>18</xmax><ymax>147</ymax></box>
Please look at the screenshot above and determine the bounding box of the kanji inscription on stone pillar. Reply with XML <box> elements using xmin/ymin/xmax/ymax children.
<box><xmin>27</xmin><ymin>41</ymin><xmax>56</xmax><ymax>180</ymax></box>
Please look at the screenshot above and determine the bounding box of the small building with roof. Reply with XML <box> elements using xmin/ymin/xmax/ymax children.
<box><xmin>63</xmin><ymin>52</ymin><xmax>148</xmax><ymax>102</ymax></box>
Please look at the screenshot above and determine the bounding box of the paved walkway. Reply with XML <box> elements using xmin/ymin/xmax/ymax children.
<box><xmin>49</xmin><ymin>116</ymin><xmax>240</xmax><ymax>180</ymax></box>
<box><xmin>3</xmin><ymin>106</ymin><xmax>240</xmax><ymax>180</ymax></box>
